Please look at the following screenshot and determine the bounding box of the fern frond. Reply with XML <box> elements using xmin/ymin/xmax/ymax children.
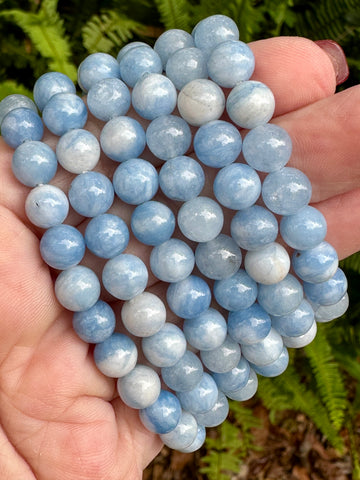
<box><xmin>341</xmin><ymin>252</ymin><xmax>360</xmax><ymax>274</ymax></box>
<box><xmin>0</xmin><ymin>80</ymin><xmax>33</xmax><ymax>98</ymax></box>
<box><xmin>154</xmin><ymin>0</ymin><xmax>191</xmax><ymax>31</ymax></box>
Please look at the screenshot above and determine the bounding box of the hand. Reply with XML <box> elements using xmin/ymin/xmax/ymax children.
<box><xmin>0</xmin><ymin>35</ymin><xmax>358</xmax><ymax>480</ymax></box>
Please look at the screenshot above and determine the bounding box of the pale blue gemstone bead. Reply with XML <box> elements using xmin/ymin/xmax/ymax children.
<box><xmin>116</xmin><ymin>41</ymin><xmax>151</xmax><ymax>63</ymax></box>
<box><xmin>33</xmin><ymin>71</ymin><xmax>76</xmax><ymax>111</ymax></box>
<box><xmin>179</xmin><ymin>425</ymin><xmax>206</xmax><ymax>453</ymax></box>
<box><xmin>244</xmin><ymin>242</ymin><xmax>290</xmax><ymax>285</ymax></box>
<box><xmin>178</xmin><ymin>196</ymin><xmax>224</xmax><ymax>242</ymax></box>
<box><xmin>292</xmin><ymin>241</ymin><xmax>338</xmax><ymax>284</ymax></box>
<box><xmin>113</xmin><ymin>158</ymin><xmax>158</xmax><ymax>205</ymax></box>
<box><xmin>117</xmin><ymin>364</ymin><xmax>161</xmax><ymax>409</ymax></box>
<box><xmin>213</xmin><ymin>269</ymin><xmax>258</xmax><ymax>312</ymax></box>
<box><xmin>262</xmin><ymin>167</ymin><xmax>312</xmax><ymax>216</ymax></box>
<box><xmin>146</xmin><ymin>114</ymin><xmax>192</xmax><ymax>161</ymax></box>
<box><xmin>311</xmin><ymin>293</ymin><xmax>349</xmax><ymax>323</ymax></box>
<box><xmin>84</xmin><ymin>213</ymin><xmax>129</xmax><ymax>259</ymax></box>
<box><xmin>166</xmin><ymin>47</ymin><xmax>208</xmax><ymax>90</ymax></box>
<box><xmin>282</xmin><ymin>320</ymin><xmax>317</xmax><ymax>349</ymax></box>
<box><xmin>257</xmin><ymin>274</ymin><xmax>303</xmax><ymax>316</ymax></box>
<box><xmin>192</xmin><ymin>14</ymin><xmax>239</xmax><ymax>58</ymax></box>
<box><xmin>55</xmin><ymin>265</ymin><xmax>100</xmax><ymax>312</ymax></box>
<box><xmin>42</xmin><ymin>93</ymin><xmax>87</xmax><ymax>136</ymax></box>
<box><xmin>131</xmin><ymin>200</ymin><xmax>175</xmax><ymax>246</ymax></box>
<box><xmin>200</xmin><ymin>335</ymin><xmax>241</xmax><ymax>373</ymax></box>
<box><xmin>194</xmin><ymin>120</ymin><xmax>242</xmax><ymax>168</ymax></box>
<box><xmin>270</xmin><ymin>299</ymin><xmax>314</xmax><ymax>337</ymax></box>
<box><xmin>25</xmin><ymin>184</ymin><xmax>69</xmax><ymax>228</ymax></box>
<box><xmin>225</xmin><ymin>368</ymin><xmax>258</xmax><ymax>401</ymax></box>
<box><xmin>0</xmin><ymin>94</ymin><xmax>37</xmax><ymax>126</ymax></box>
<box><xmin>100</xmin><ymin>116</ymin><xmax>146</xmax><ymax>162</ymax></box>
<box><xmin>78</xmin><ymin>52</ymin><xmax>120</xmax><ymax>93</ymax></box>
<box><xmin>166</xmin><ymin>275</ymin><xmax>211</xmax><ymax>319</ymax></box>
<box><xmin>161</xmin><ymin>350</ymin><xmax>203</xmax><ymax>392</ymax></box>
<box><xmin>207</xmin><ymin>40</ymin><xmax>255</xmax><ymax>88</ymax></box>
<box><xmin>226</xmin><ymin>81</ymin><xmax>275</xmax><ymax>129</ymax></box>
<box><xmin>121</xmin><ymin>292</ymin><xmax>166</xmax><ymax>337</ymax></box>
<box><xmin>241</xmin><ymin>328</ymin><xmax>283</xmax><ymax>367</ymax></box>
<box><xmin>1</xmin><ymin>108</ymin><xmax>43</xmax><ymax>148</ymax></box>
<box><xmin>132</xmin><ymin>73</ymin><xmax>177</xmax><ymax>120</ymax></box>
<box><xmin>150</xmin><ymin>238</ymin><xmax>195</xmax><ymax>283</ymax></box>
<box><xmin>139</xmin><ymin>389</ymin><xmax>181</xmax><ymax>434</ymax></box>
<box><xmin>183</xmin><ymin>308</ymin><xmax>227</xmax><ymax>351</ymax></box>
<box><xmin>93</xmin><ymin>332</ymin><xmax>137</xmax><ymax>378</ymax></box>
<box><xmin>40</xmin><ymin>224</ymin><xmax>85</xmax><ymax>270</ymax></box>
<box><xmin>102</xmin><ymin>253</ymin><xmax>148</xmax><ymax>300</ymax></box>
<box><xmin>119</xmin><ymin>46</ymin><xmax>162</xmax><ymax>88</ymax></box>
<box><xmin>12</xmin><ymin>140</ymin><xmax>57</xmax><ymax>187</ymax></box>
<box><xmin>142</xmin><ymin>323</ymin><xmax>187</xmax><ymax>368</ymax></box>
<box><xmin>154</xmin><ymin>29</ymin><xmax>195</xmax><ymax>67</ymax></box>
<box><xmin>160</xmin><ymin>411</ymin><xmax>198</xmax><ymax>451</ymax></box>
<box><xmin>213</xmin><ymin>163</ymin><xmax>261</xmax><ymax>210</ymax></box>
<box><xmin>212</xmin><ymin>356</ymin><xmax>250</xmax><ymax>393</ymax></box>
<box><xmin>228</xmin><ymin>303</ymin><xmax>271</xmax><ymax>345</ymax></box>
<box><xmin>280</xmin><ymin>206</ymin><xmax>327</xmax><ymax>250</ymax></box>
<box><xmin>72</xmin><ymin>300</ymin><xmax>116</xmax><ymax>344</ymax></box>
<box><xmin>56</xmin><ymin>128</ymin><xmax>100</xmax><ymax>174</ymax></box>
<box><xmin>303</xmin><ymin>268</ymin><xmax>348</xmax><ymax>306</ymax></box>
<box><xmin>177</xmin><ymin>372</ymin><xmax>218</xmax><ymax>414</ymax></box>
<box><xmin>68</xmin><ymin>171</ymin><xmax>114</xmax><ymax>217</ymax></box>
<box><xmin>242</xmin><ymin>124</ymin><xmax>292</xmax><ymax>173</ymax></box>
<box><xmin>87</xmin><ymin>77</ymin><xmax>131</xmax><ymax>121</ymax></box>
<box><xmin>251</xmin><ymin>346</ymin><xmax>289</xmax><ymax>377</ymax></box>
<box><xmin>230</xmin><ymin>205</ymin><xmax>278</xmax><ymax>251</ymax></box>
<box><xmin>159</xmin><ymin>155</ymin><xmax>205</xmax><ymax>201</ymax></box>
<box><xmin>194</xmin><ymin>390</ymin><xmax>229</xmax><ymax>427</ymax></box>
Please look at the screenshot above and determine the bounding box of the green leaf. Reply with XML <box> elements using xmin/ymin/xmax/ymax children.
<box><xmin>154</xmin><ymin>0</ymin><xmax>191</xmax><ymax>31</ymax></box>
<box><xmin>0</xmin><ymin>80</ymin><xmax>33</xmax><ymax>98</ymax></box>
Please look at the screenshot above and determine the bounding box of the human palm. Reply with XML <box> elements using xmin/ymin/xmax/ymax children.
<box><xmin>0</xmin><ymin>36</ymin><xmax>359</xmax><ymax>480</ymax></box>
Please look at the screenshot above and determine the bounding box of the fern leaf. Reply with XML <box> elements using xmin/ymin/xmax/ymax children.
<box><xmin>340</xmin><ymin>251</ymin><xmax>360</xmax><ymax>274</ymax></box>
<box><xmin>0</xmin><ymin>80</ymin><xmax>33</xmax><ymax>98</ymax></box>
<box><xmin>154</xmin><ymin>0</ymin><xmax>191</xmax><ymax>31</ymax></box>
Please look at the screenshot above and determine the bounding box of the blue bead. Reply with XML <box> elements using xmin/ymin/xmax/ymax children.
<box><xmin>280</xmin><ymin>206</ymin><xmax>327</xmax><ymax>249</ymax></box>
<box><xmin>150</xmin><ymin>238</ymin><xmax>195</xmax><ymax>283</ymax></box>
<box><xmin>55</xmin><ymin>265</ymin><xmax>100</xmax><ymax>312</ymax></box>
<box><xmin>142</xmin><ymin>323</ymin><xmax>187</xmax><ymax>367</ymax></box>
<box><xmin>72</xmin><ymin>300</ymin><xmax>116</xmax><ymax>343</ymax></box>
<box><xmin>56</xmin><ymin>128</ymin><xmax>100</xmax><ymax>174</ymax></box>
<box><xmin>166</xmin><ymin>275</ymin><xmax>211</xmax><ymax>319</ymax></box>
<box><xmin>154</xmin><ymin>29</ymin><xmax>195</xmax><ymax>67</ymax></box>
<box><xmin>139</xmin><ymin>389</ymin><xmax>181</xmax><ymax>434</ymax></box>
<box><xmin>225</xmin><ymin>368</ymin><xmax>258</xmax><ymax>401</ymax></box>
<box><xmin>213</xmin><ymin>163</ymin><xmax>261</xmax><ymax>210</ymax></box>
<box><xmin>78</xmin><ymin>52</ymin><xmax>120</xmax><ymax>93</ymax></box>
<box><xmin>303</xmin><ymin>268</ymin><xmax>348</xmax><ymax>306</ymax></box>
<box><xmin>228</xmin><ymin>303</ymin><xmax>272</xmax><ymax>345</ymax></box>
<box><xmin>194</xmin><ymin>390</ymin><xmax>229</xmax><ymax>427</ymax></box>
<box><xmin>262</xmin><ymin>167</ymin><xmax>312</xmax><ymax>215</ymax></box>
<box><xmin>195</xmin><ymin>234</ymin><xmax>242</xmax><ymax>280</ymax></box>
<box><xmin>213</xmin><ymin>269</ymin><xmax>258</xmax><ymax>312</ymax></box>
<box><xmin>146</xmin><ymin>114</ymin><xmax>192</xmax><ymax>161</ymax></box>
<box><xmin>33</xmin><ymin>72</ymin><xmax>76</xmax><ymax>111</ymax></box>
<box><xmin>183</xmin><ymin>307</ymin><xmax>227</xmax><ymax>351</ymax></box>
<box><xmin>230</xmin><ymin>205</ymin><xmax>278</xmax><ymax>251</ymax></box>
<box><xmin>241</xmin><ymin>328</ymin><xmax>284</xmax><ymax>367</ymax></box>
<box><xmin>1</xmin><ymin>108</ymin><xmax>43</xmax><ymax>148</ymax></box>
<box><xmin>166</xmin><ymin>47</ymin><xmax>208</xmax><ymax>90</ymax></box>
<box><xmin>282</xmin><ymin>320</ymin><xmax>317</xmax><ymax>349</ymax></box>
<box><xmin>179</xmin><ymin>425</ymin><xmax>206</xmax><ymax>453</ymax></box>
<box><xmin>212</xmin><ymin>356</ymin><xmax>250</xmax><ymax>393</ymax></box>
<box><xmin>42</xmin><ymin>93</ymin><xmax>87</xmax><ymax>136</ymax></box>
<box><xmin>194</xmin><ymin>120</ymin><xmax>242</xmax><ymax>168</ymax></box>
<box><xmin>119</xmin><ymin>46</ymin><xmax>162</xmax><ymax>88</ymax></box>
<box><xmin>93</xmin><ymin>332</ymin><xmax>137</xmax><ymax>378</ymax></box>
<box><xmin>68</xmin><ymin>171</ymin><xmax>114</xmax><ymax>217</ymax></box>
<box><xmin>292</xmin><ymin>241</ymin><xmax>338</xmax><ymax>283</ymax></box>
<box><xmin>177</xmin><ymin>373</ymin><xmax>219</xmax><ymax>414</ymax></box>
<box><xmin>0</xmin><ymin>94</ymin><xmax>38</xmax><ymax>126</ymax></box>
<box><xmin>192</xmin><ymin>14</ymin><xmax>239</xmax><ymax>58</ymax></box>
<box><xmin>87</xmin><ymin>78</ymin><xmax>131</xmax><ymax>121</ymax></box>
<box><xmin>100</xmin><ymin>116</ymin><xmax>146</xmax><ymax>162</ymax></box>
<box><xmin>242</xmin><ymin>124</ymin><xmax>292</xmax><ymax>173</ymax></box>
<box><xmin>113</xmin><ymin>158</ymin><xmax>158</xmax><ymax>205</ymax></box>
<box><xmin>132</xmin><ymin>73</ymin><xmax>177</xmax><ymax>120</ymax></box>
<box><xmin>84</xmin><ymin>213</ymin><xmax>129</xmax><ymax>259</ymax></box>
<box><xmin>251</xmin><ymin>346</ymin><xmax>289</xmax><ymax>377</ymax></box>
<box><xmin>117</xmin><ymin>364</ymin><xmax>161</xmax><ymax>409</ymax></box>
<box><xmin>311</xmin><ymin>293</ymin><xmax>349</xmax><ymax>323</ymax></box>
<box><xmin>200</xmin><ymin>335</ymin><xmax>241</xmax><ymax>373</ymax></box>
<box><xmin>40</xmin><ymin>224</ymin><xmax>85</xmax><ymax>269</ymax></box>
<box><xmin>161</xmin><ymin>350</ymin><xmax>203</xmax><ymax>392</ymax></box>
<box><xmin>271</xmin><ymin>299</ymin><xmax>315</xmax><ymax>337</ymax></box>
<box><xmin>102</xmin><ymin>253</ymin><xmax>148</xmax><ymax>300</ymax></box>
<box><xmin>12</xmin><ymin>140</ymin><xmax>57</xmax><ymax>187</ymax></box>
<box><xmin>131</xmin><ymin>200</ymin><xmax>175</xmax><ymax>246</ymax></box>
<box><xmin>25</xmin><ymin>184</ymin><xmax>69</xmax><ymax>228</ymax></box>
<box><xmin>257</xmin><ymin>274</ymin><xmax>303</xmax><ymax>316</ymax></box>
<box><xmin>160</xmin><ymin>411</ymin><xmax>198</xmax><ymax>451</ymax></box>
<box><xmin>117</xmin><ymin>41</ymin><xmax>151</xmax><ymax>63</ymax></box>
<box><xmin>159</xmin><ymin>155</ymin><xmax>205</xmax><ymax>201</ymax></box>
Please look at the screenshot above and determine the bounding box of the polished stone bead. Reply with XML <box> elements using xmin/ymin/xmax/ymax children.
<box><xmin>177</xmin><ymin>196</ymin><xmax>224</xmax><ymax>242</ymax></box>
<box><xmin>192</xmin><ymin>14</ymin><xmax>239</xmax><ymax>58</ymax></box>
<box><xmin>56</xmin><ymin>128</ymin><xmax>100</xmax><ymax>174</ymax></box>
<box><xmin>132</xmin><ymin>73</ymin><xmax>177</xmax><ymax>120</ymax></box>
<box><xmin>1</xmin><ymin>108</ymin><xmax>43</xmax><ymax>148</ymax></box>
<box><xmin>11</xmin><ymin>140</ymin><xmax>57</xmax><ymax>187</ymax></box>
<box><xmin>242</xmin><ymin>124</ymin><xmax>292</xmax><ymax>173</ymax></box>
<box><xmin>119</xmin><ymin>46</ymin><xmax>162</xmax><ymax>88</ymax></box>
<box><xmin>72</xmin><ymin>300</ymin><xmax>116</xmax><ymax>343</ymax></box>
<box><xmin>177</xmin><ymin>373</ymin><xmax>218</xmax><ymax>414</ymax></box>
<box><xmin>87</xmin><ymin>78</ymin><xmax>131</xmax><ymax>121</ymax></box>
<box><xmin>113</xmin><ymin>158</ymin><xmax>158</xmax><ymax>205</ymax></box>
<box><xmin>154</xmin><ymin>28</ymin><xmax>195</xmax><ymax>67</ymax></box>
<box><xmin>117</xmin><ymin>364</ymin><xmax>161</xmax><ymax>409</ymax></box>
<box><xmin>139</xmin><ymin>390</ymin><xmax>181</xmax><ymax>434</ymax></box>
<box><xmin>100</xmin><ymin>116</ymin><xmax>146</xmax><ymax>162</ymax></box>
<box><xmin>0</xmin><ymin>94</ymin><xmax>38</xmax><ymax>126</ymax></box>
<box><xmin>179</xmin><ymin>425</ymin><xmax>206</xmax><ymax>453</ymax></box>
<box><xmin>213</xmin><ymin>163</ymin><xmax>261</xmax><ymax>210</ymax></box>
<box><xmin>303</xmin><ymin>268</ymin><xmax>348</xmax><ymax>306</ymax></box>
<box><xmin>84</xmin><ymin>213</ymin><xmax>129</xmax><ymax>259</ymax></box>
<box><xmin>166</xmin><ymin>275</ymin><xmax>211</xmax><ymax>319</ymax></box>
<box><xmin>257</xmin><ymin>274</ymin><xmax>303</xmax><ymax>316</ymax></box>
<box><xmin>213</xmin><ymin>269</ymin><xmax>258</xmax><ymax>312</ymax></box>
<box><xmin>25</xmin><ymin>184</ymin><xmax>69</xmax><ymax>228</ymax></box>
<box><xmin>311</xmin><ymin>293</ymin><xmax>349</xmax><ymax>323</ymax></box>
<box><xmin>102</xmin><ymin>253</ymin><xmax>148</xmax><ymax>300</ymax></box>
<box><xmin>116</xmin><ymin>41</ymin><xmax>151</xmax><ymax>63</ymax></box>
<box><xmin>78</xmin><ymin>52</ymin><xmax>120</xmax><ymax>93</ymax></box>
<box><xmin>212</xmin><ymin>356</ymin><xmax>250</xmax><ymax>393</ymax></box>
<box><xmin>200</xmin><ymin>335</ymin><xmax>241</xmax><ymax>373</ymax></box>
<box><xmin>93</xmin><ymin>332</ymin><xmax>137</xmax><ymax>377</ymax></box>
<box><xmin>55</xmin><ymin>265</ymin><xmax>100</xmax><ymax>312</ymax></box>
<box><xmin>131</xmin><ymin>200</ymin><xmax>175</xmax><ymax>246</ymax></box>
<box><xmin>68</xmin><ymin>171</ymin><xmax>114</xmax><ymax>217</ymax></box>
<box><xmin>121</xmin><ymin>292</ymin><xmax>166</xmax><ymax>337</ymax></box>
<box><xmin>282</xmin><ymin>320</ymin><xmax>317</xmax><ymax>348</ymax></box>
<box><xmin>193</xmin><ymin>120</ymin><xmax>242</xmax><ymax>168</ymax></box>
<box><xmin>280</xmin><ymin>206</ymin><xmax>327</xmax><ymax>250</ymax></box>
<box><xmin>226</xmin><ymin>81</ymin><xmax>275</xmax><ymax>129</ymax></box>
<box><xmin>251</xmin><ymin>346</ymin><xmax>289</xmax><ymax>377</ymax></box>
<box><xmin>244</xmin><ymin>242</ymin><xmax>290</xmax><ymax>285</ymax></box>
<box><xmin>40</xmin><ymin>224</ymin><xmax>85</xmax><ymax>269</ymax></box>
<box><xmin>161</xmin><ymin>350</ymin><xmax>203</xmax><ymax>392</ymax></box>
<box><xmin>228</xmin><ymin>303</ymin><xmax>272</xmax><ymax>345</ymax></box>
<box><xmin>225</xmin><ymin>368</ymin><xmax>258</xmax><ymax>401</ymax></box>
<box><xmin>42</xmin><ymin>93</ymin><xmax>87</xmax><ymax>136</ymax></box>
<box><xmin>142</xmin><ymin>323</ymin><xmax>187</xmax><ymax>367</ymax></box>
<box><xmin>270</xmin><ymin>299</ymin><xmax>314</xmax><ymax>337</ymax></box>
<box><xmin>159</xmin><ymin>155</ymin><xmax>205</xmax><ymax>201</ymax></box>
<box><xmin>262</xmin><ymin>167</ymin><xmax>312</xmax><ymax>216</ymax></box>
<box><xmin>150</xmin><ymin>238</ymin><xmax>195</xmax><ymax>283</ymax></box>
<box><xmin>33</xmin><ymin>71</ymin><xmax>76</xmax><ymax>111</ymax></box>
<box><xmin>292</xmin><ymin>242</ymin><xmax>338</xmax><ymax>284</ymax></box>
<box><xmin>166</xmin><ymin>47</ymin><xmax>208</xmax><ymax>90</ymax></box>
<box><xmin>183</xmin><ymin>307</ymin><xmax>227</xmax><ymax>351</ymax></box>
<box><xmin>241</xmin><ymin>328</ymin><xmax>283</xmax><ymax>367</ymax></box>
<box><xmin>194</xmin><ymin>390</ymin><xmax>229</xmax><ymax>427</ymax></box>
<box><xmin>146</xmin><ymin>114</ymin><xmax>192</xmax><ymax>161</ymax></box>
<box><xmin>160</xmin><ymin>411</ymin><xmax>198</xmax><ymax>451</ymax></box>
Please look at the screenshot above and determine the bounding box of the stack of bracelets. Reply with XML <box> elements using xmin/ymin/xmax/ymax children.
<box><xmin>0</xmin><ymin>14</ymin><xmax>349</xmax><ymax>453</ymax></box>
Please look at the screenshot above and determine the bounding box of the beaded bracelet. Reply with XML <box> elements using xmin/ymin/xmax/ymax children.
<box><xmin>0</xmin><ymin>14</ymin><xmax>349</xmax><ymax>453</ymax></box>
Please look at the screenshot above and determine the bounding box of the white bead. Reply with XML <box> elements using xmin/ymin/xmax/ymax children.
<box><xmin>121</xmin><ymin>292</ymin><xmax>166</xmax><ymax>337</ymax></box>
<box><xmin>244</xmin><ymin>242</ymin><xmax>290</xmax><ymax>285</ymax></box>
<box><xmin>282</xmin><ymin>319</ymin><xmax>317</xmax><ymax>348</ymax></box>
<box><xmin>56</xmin><ymin>128</ymin><xmax>100</xmax><ymax>173</ymax></box>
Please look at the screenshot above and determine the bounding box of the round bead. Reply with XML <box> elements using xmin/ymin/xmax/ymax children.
<box><xmin>77</xmin><ymin>52</ymin><xmax>120</xmax><ymax>92</ymax></box>
<box><xmin>212</xmin><ymin>356</ymin><xmax>250</xmax><ymax>393</ymax></box>
<box><xmin>160</xmin><ymin>411</ymin><xmax>198</xmax><ymax>451</ymax></box>
<box><xmin>68</xmin><ymin>171</ymin><xmax>114</xmax><ymax>217</ymax></box>
<box><xmin>161</xmin><ymin>350</ymin><xmax>203</xmax><ymax>392</ymax></box>
<box><xmin>56</xmin><ymin>128</ymin><xmax>100</xmax><ymax>173</ymax></box>
<box><xmin>55</xmin><ymin>265</ymin><xmax>100</xmax><ymax>312</ymax></box>
<box><xmin>87</xmin><ymin>78</ymin><xmax>131</xmax><ymax>121</ymax></box>
<box><xmin>159</xmin><ymin>155</ymin><xmax>205</xmax><ymax>201</ymax></box>
<box><xmin>113</xmin><ymin>158</ymin><xmax>158</xmax><ymax>205</ymax></box>
<box><xmin>100</xmin><ymin>116</ymin><xmax>146</xmax><ymax>162</ymax></box>
<box><xmin>142</xmin><ymin>323</ymin><xmax>187</xmax><ymax>368</ymax></box>
<box><xmin>139</xmin><ymin>390</ymin><xmax>181</xmax><ymax>434</ymax></box>
<box><xmin>200</xmin><ymin>335</ymin><xmax>241</xmax><ymax>373</ymax></box>
<box><xmin>271</xmin><ymin>299</ymin><xmax>315</xmax><ymax>337</ymax></box>
<box><xmin>93</xmin><ymin>332</ymin><xmax>137</xmax><ymax>378</ymax></box>
<box><xmin>119</xmin><ymin>46</ymin><xmax>162</xmax><ymax>88</ymax></box>
<box><xmin>117</xmin><ymin>365</ymin><xmax>161</xmax><ymax>409</ymax></box>
<box><xmin>117</xmin><ymin>41</ymin><xmax>151</xmax><ymax>63</ymax></box>
<box><xmin>194</xmin><ymin>390</ymin><xmax>229</xmax><ymax>427</ymax></box>
<box><xmin>257</xmin><ymin>274</ymin><xmax>303</xmax><ymax>316</ymax></box>
<box><xmin>183</xmin><ymin>308</ymin><xmax>227</xmax><ymax>351</ymax></box>
<box><xmin>132</xmin><ymin>73</ymin><xmax>177</xmax><ymax>120</ymax></box>
<box><xmin>84</xmin><ymin>213</ymin><xmax>129</xmax><ymax>259</ymax></box>
<box><xmin>33</xmin><ymin>71</ymin><xmax>76</xmax><ymax>111</ymax></box>
<box><xmin>42</xmin><ymin>93</ymin><xmax>87</xmax><ymax>136</ymax></box>
<box><xmin>72</xmin><ymin>300</ymin><xmax>116</xmax><ymax>343</ymax></box>
<box><xmin>213</xmin><ymin>269</ymin><xmax>258</xmax><ymax>312</ymax></box>
<box><xmin>1</xmin><ymin>107</ymin><xmax>43</xmax><ymax>148</ymax></box>
<box><xmin>244</xmin><ymin>242</ymin><xmax>290</xmax><ymax>285</ymax></box>
<box><xmin>131</xmin><ymin>201</ymin><xmax>175</xmax><ymax>246</ymax></box>
<box><xmin>166</xmin><ymin>275</ymin><xmax>211</xmax><ymax>319</ymax></box>
<box><xmin>311</xmin><ymin>293</ymin><xmax>349</xmax><ymax>323</ymax></box>
<box><xmin>192</xmin><ymin>14</ymin><xmax>239</xmax><ymax>57</ymax></box>
<box><xmin>121</xmin><ymin>292</ymin><xmax>166</xmax><ymax>337</ymax></box>
<box><xmin>280</xmin><ymin>206</ymin><xmax>327</xmax><ymax>250</ymax></box>
<box><xmin>154</xmin><ymin>29</ymin><xmax>195</xmax><ymax>67</ymax></box>
<box><xmin>150</xmin><ymin>238</ymin><xmax>195</xmax><ymax>283</ymax></box>
<box><xmin>282</xmin><ymin>320</ymin><xmax>317</xmax><ymax>348</ymax></box>
<box><xmin>102</xmin><ymin>254</ymin><xmax>148</xmax><ymax>300</ymax></box>
<box><xmin>25</xmin><ymin>184</ymin><xmax>69</xmax><ymax>228</ymax></box>
<box><xmin>225</xmin><ymin>368</ymin><xmax>258</xmax><ymax>401</ymax></box>
<box><xmin>40</xmin><ymin>224</ymin><xmax>85</xmax><ymax>269</ymax></box>
<box><xmin>179</xmin><ymin>425</ymin><xmax>206</xmax><ymax>453</ymax></box>
<box><xmin>241</xmin><ymin>328</ymin><xmax>284</xmax><ymax>367</ymax></box>
<box><xmin>177</xmin><ymin>373</ymin><xmax>218</xmax><ymax>414</ymax></box>
<box><xmin>292</xmin><ymin>241</ymin><xmax>338</xmax><ymax>284</ymax></box>
<box><xmin>303</xmin><ymin>268</ymin><xmax>348</xmax><ymax>306</ymax></box>
<box><xmin>228</xmin><ymin>303</ymin><xmax>272</xmax><ymax>345</ymax></box>
<box><xmin>166</xmin><ymin>47</ymin><xmax>208</xmax><ymax>90</ymax></box>
<box><xmin>251</xmin><ymin>346</ymin><xmax>289</xmax><ymax>377</ymax></box>
<box><xmin>0</xmin><ymin>94</ymin><xmax>37</xmax><ymax>126</ymax></box>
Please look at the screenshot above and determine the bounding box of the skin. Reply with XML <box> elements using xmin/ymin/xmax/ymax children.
<box><xmin>0</xmin><ymin>36</ymin><xmax>359</xmax><ymax>479</ymax></box>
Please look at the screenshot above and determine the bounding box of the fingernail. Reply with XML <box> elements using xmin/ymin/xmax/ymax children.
<box><xmin>315</xmin><ymin>40</ymin><xmax>349</xmax><ymax>85</ymax></box>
